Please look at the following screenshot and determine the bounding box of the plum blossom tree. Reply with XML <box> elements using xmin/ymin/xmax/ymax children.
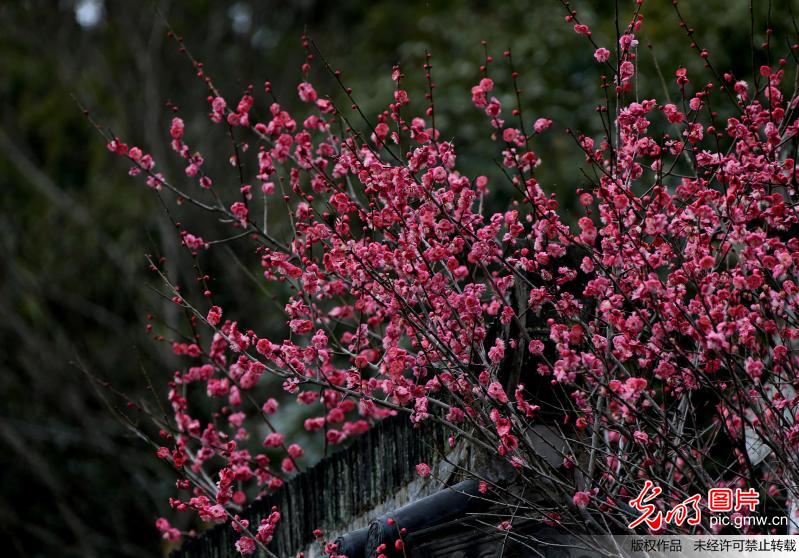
<box><xmin>96</xmin><ymin>0</ymin><xmax>799</xmax><ymax>554</ymax></box>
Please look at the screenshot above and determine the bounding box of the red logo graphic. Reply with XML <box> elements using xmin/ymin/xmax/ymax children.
<box><xmin>628</xmin><ymin>483</ymin><xmax>759</xmax><ymax>530</ymax></box>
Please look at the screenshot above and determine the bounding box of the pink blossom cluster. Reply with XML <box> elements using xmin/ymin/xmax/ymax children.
<box><xmin>103</xmin><ymin>6</ymin><xmax>799</xmax><ymax>554</ymax></box>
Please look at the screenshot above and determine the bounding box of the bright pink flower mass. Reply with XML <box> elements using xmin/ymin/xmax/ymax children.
<box><xmin>104</xmin><ymin>3</ymin><xmax>799</xmax><ymax>554</ymax></box>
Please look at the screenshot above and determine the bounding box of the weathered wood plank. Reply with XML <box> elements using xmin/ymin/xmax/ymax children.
<box><xmin>172</xmin><ymin>415</ymin><xmax>447</xmax><ymax>558</ymax></box>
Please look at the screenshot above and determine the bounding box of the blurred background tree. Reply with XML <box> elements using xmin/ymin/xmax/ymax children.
<box><xmin>0</xmin><ymin>0</ymin><xmax>785</xmax><ymax>555</ymax></box>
